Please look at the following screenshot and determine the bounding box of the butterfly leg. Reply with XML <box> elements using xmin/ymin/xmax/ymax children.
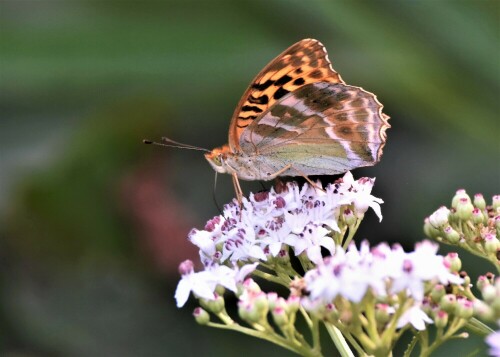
<box><xmin>231</xmin><ymin>172</ymin><xmax>244</xmax><ymax>209</ymax></box>
<box><xmin>267</xmin><ymin>164</ymin><xmax>293</xmax><ymax>179</ymax></box>
<box><xmin>269</xmin><ymin>164</ymin><xmax>325</xmax><ymax>193</ymax></box>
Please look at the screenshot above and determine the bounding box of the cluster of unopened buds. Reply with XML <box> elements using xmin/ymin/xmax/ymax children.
<box><xmin>424</xmin><ymin>190</ymin><xmax>500</xmax><ymax>272</ymax></box>
<box><xmin>175</xmin><ymin>173</ymin><xmax>500</xmax><ymax>356</ymax></box>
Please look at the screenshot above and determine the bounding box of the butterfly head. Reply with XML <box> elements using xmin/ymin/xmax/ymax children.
<box><xmin>205</xmin><ymin>145</ymin><xmax>233</xmax><ymax>174</ymax></box>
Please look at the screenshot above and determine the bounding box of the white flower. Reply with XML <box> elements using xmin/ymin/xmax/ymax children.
<box><xmin>292</xmin><ymin>225</ymin><xmax>335</xmax><ymax>264</ymax></box>
<box><xmin>192</xmin><ymin>172</ymin><xmax>383</xmax><ymax>267</ymax></box>
<box><xmin>303</xmin><ymin>241</ymin><xmax>462</xmax><ymax>306</ymax></box>
<box><xmin>284</xmin><ymin>209</ymin><xmax>310</xmax><ymax>235</ymax></box>
<box><xmin>189</xmin><ymin>229</ymin><xmax>216</xmax><ymax>258</ymax></box>
<box><xmin>396</xmin><ymin>304</ymin><xmax>433</xmax><ymax>331</ymax></box>
<box><xmin>352</xmin><ymin>177</ymin><xmax>383</xmax><ymax>220</ymax></box>
<box><xmin>486</xmin><ymin>331</ymin><xmax>500</xmax><ymax>357</ymax></box>
<box><xmin>220</xmin><ymin>227</ymin><xmax>266</xmax><ymax>263</ymax></box>
<box><xmin>304</xmin><ymin>246</ymin><xmax>371</xmax><ymax>303</ymax></box>
<box><xmin>174</xmin><ymin>263</ymin><xmax>258</xmax><ymax>308</ymax></box>
<box><xmin>175</xmin><ymin>270</ymin><xmax>218</xmax><ymax>308</ymax></box>
<box><xmin>388</xmin><ymin>241</ymin><xmax>462</xmax><ymax>300</ymax></box>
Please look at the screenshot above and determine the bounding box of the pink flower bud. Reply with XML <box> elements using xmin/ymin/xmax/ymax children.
<box><xmin>193</xmin><ymin>307</ymin><xmax>210</xmax><ymax>325</ymax></box>
<box><xmin>178</xmin><ymin>260</ymin><xmax>194</xmax><ymax>275</ymax></box>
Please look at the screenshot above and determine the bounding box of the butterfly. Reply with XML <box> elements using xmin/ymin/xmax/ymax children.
<box><xmin>204</xmin><ymin>39</ymin><xmax>389</xmax><ymax>202</ymax></box>
<box><xmin>147</xmin><ymin>39</ymin><xmax>390</xmax><ymax>204</ymax></box>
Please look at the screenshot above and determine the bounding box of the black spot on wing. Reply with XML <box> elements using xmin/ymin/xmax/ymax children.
<box><xmin>252</xmin><ymin>79</ymin><xmax>274</xmax><ymax>91</ymax></box>
<box><xmin>274</xmin><ymin>74</ymin><xmax>293</xmax><ymax>86</ymax></box>
<box><xmin>241</xmin><ymin>105</ymin><xmax>263</xmax><ymax>113</ymax></box>
<box><xmin>248</xmin><ymin>95</ymin><xmax>269</xmax><ymax>105</ymax></box>
<box><xmin>238</xmin><ymin>115</ymin><xmax>257</xmax><ymax>121</ymax></box>
<box><xmin>273</xmin><ymin>87</ymin><xmax>290</xmax><ymax>100</ymax></box>
<box><xmin>293</xmin><ymin>78</ymin><xmax>305</xmax><ymax>85</ymax></box>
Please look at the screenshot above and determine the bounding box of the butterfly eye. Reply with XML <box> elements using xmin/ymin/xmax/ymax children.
<box><xmin>212</xmin><ymin>154</ymin><xmax>223</xmax><ymax>167</ymax></box>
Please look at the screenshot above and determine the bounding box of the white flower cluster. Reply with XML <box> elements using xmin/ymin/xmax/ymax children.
<box><xmin>302</xmin><ymin>240</ymin><xmax>463</xmax><ymax>330</ymax></box>
<box><xmin>176</xmin><ymin>172</ymin><xmax>382</xmax><ymax>308</ymax></box>
<box><xmin>190</xmin><ymin>171</ymin><xmax>382</xmax><ymax>266</ymax></box>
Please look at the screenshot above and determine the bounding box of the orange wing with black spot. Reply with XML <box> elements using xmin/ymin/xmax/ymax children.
<box><xmin>228</xmin><ymin>39</ymin><xmax>344</xmax><ymax>151</ymax></box>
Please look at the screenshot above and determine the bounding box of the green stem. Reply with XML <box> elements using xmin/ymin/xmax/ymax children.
<box><xmin>252</xmin><ymin>269</ymin><xmax>289</xmax><ymax>286</ymax></box>
<box><xmin>299</xmin><ymin>306</ymin><xmax>314</xmax><ymax>329</ymax></box>
<box><xmin>207</xmin><ymin>321</ymin><xmax>312</xmax><ymax>355</ymax></box>
<box><xmin>342</xmin><ymin>218</ymin><xmax>362</xmax><ymax>249</ymax></box>
<box><xmin>363</xmin><ymin>297</ymin><xmax>382</xmax><ymax>344</ymax></box>
<box><xmin>324</xmin><ymin>323</ymin><xmax>355</xmax><ymax>357</ymax></box>
<box><xmin>403</xmin><ymin>335</ymin><xmax>418</xmax><ymax>357</ymax></box>
<box><xmin>466</xmin><ymin>317</ymin><xmax>494</xmax><ymax>336</ymax></box>
<box><xmin>340</xmin><ymin>330</ymin><xmax>367</xmax><ymax>356</ymax></box>
<box><xmin>311</xmin><ymin>317</ymin><xmax>322</xmax><ymax>354</ymax></box>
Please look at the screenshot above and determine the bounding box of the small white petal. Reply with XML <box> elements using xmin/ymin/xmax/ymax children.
<box><xmin>174</xmin><ymin>278</ymin><xmax>192</xmax><ymax>308</ymax></box>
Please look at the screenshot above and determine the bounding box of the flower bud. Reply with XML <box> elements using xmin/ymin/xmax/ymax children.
<box><xmin>274</xmin><ymin>296</ymin><xmax>288</xmax><ymax>312</ymax></box>
<box><xmin>456</xmin><ymin>198</ymin><xmax>474</xmax><ymax>221</ymax></box>
<box><xmin>484</xmin><ymin>233</ymin><xmax>500</xmax><ymax>254</ymax></box>
<box><xmin>477</xmin><ymin>275</ymin><xmax>491</xmax><ymax>291</ymax></box>
<box><xmin>444</xmin><ymin>252</ymin><xmax>461</xmax><ymax>272</ymax></box>
<box><xmin>434</xmin><ymin>310</ymin><xmax>448</xmax><ymax>329</ymax></box>
<box><xmin>493</xmin><ymin>195</ymin><xmax>500</xmax><ymax>210</ymax></box>
<box><xmin>456</xmin><ymin>299</ymin><xmax>474</xmax><ymax>319</ymax></box>
<box><xmin>473</xmin><ymin>299</ymin><xmax>493</xmax><ymax>320</ymax></box>
<box><xmin>243</xmin><ymin>278</ymin><xmax>261</xmax><ymax>294</ymax></box>
<box><xmin>215</xmin><ymin>281</ymin><xmax>227</xmax><ymax>296</ymax></box>
<box><xmin>178</xmin><ymin>260</ymin><xmax>194</xmax><ymax>275</ymax></box>
<box><xmin>486</xmin><ymin>272</ymin><xmax>496</xmax><ymax>282</ymax></box>
<box><xmin>473</xmin><ymin>193</ymin><xmax>486</xmax><ymax>210</ymax></box>
<box><xmin>343</xmin><ymin>208</ymin><xmax>356</xmax><ymax>226</ymax></box>
<box><xmin>254</xmin><ymin>293</ymin><xmax>269</xmax><ymax>314</ymax></box>
<box><xmin>443</xmin><ymin>226</ymin><xmax>460</xmax><ymax>244</ymax></box>
<box><xmin>200</xmin><ymin>293</ymin><xmax>224</xmax><ymax>314</ymax></box>
<box><xmin>238</xmin><ymin>300</ymin><xmax>261</xmax><ymax>323</ymax></box>
<box><xmin>428</xmin><ymin>206</ymin><xmax>451</xmax><ymax>228</ymax></box>
<box><xmin>471</xmin><ymin>208</ymin><xmax>484</xmax><ymax>224</ymax></box>
<box><xmin>272</xmin><ymin>307</ymin><xmax>289</xmax><ymax>326</ymax></box>
<box><xmin>481</xmin><ymin>284</ymin><xmax>497</xmax><ymax>303</ymax></box>
<box><xmin>430</xmin><ymin>284</ymin><xmax>446</xmax><ymax>303</ymax></box>
<box><xmin>238</xmin><ymin>302</ymin><xmax>250</xmax><ymax>321</ymax></box>
<box><xmin>495</xmin><ymin>216</ymin><xmax>500</xmax><ymax>234</ymax></box>
<box><xmin>324</xmin><ymin>303</ymin><xmax>339</xmax><ymax>322</ymax></box>
<box><xmin>193</xmin><ymin>307</ymin><xmax>210</xmax><ymax>325</ymax></box>
<box><xmin>375</xmin><ymin>303</ymin><xmax>392</xmax><ymax>325</ymax></box>
<box><xmin>440</xmin><ymin>294</ymin><xmax>457</xmax><ymax>313</ymax></box>
<box><xmin>287</xmin><ymin>295</ymin><xmax>301</xmax><ymax>313</ymax></box>
<box><xmin>267</xmin><ymin>292</ymin><xmax>279</xmax><ymax>310</ymax></box>
<box><xmin>452</xmin><ymin>189</ymin><xmax>470</xmax><ymax>209</ymax></box>
<box><xmin>424</xmin><ymin>218</ymin><xmax>442</xmax><ymax>239</ymax></box>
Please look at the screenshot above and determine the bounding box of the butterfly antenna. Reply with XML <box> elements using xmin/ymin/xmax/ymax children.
<box><xmin>212</xmin><ymin>172</ymin><xmax>223</xmax><ymax>215</ymax></box>
<box><xmin>143</xmin><ymin>137</ymin><xmax>210</xmax><ymax>152</ymax></box>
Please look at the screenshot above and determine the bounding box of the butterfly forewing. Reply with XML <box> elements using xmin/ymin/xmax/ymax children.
<box><xmin>229</xmin><ymin>39</ymin><xmax>344</xmax><ymax>151</ymax></box>
<box><xmin>239</xmin><ymin>82</ymin><xmax>389</xmax><ymax>176</ymax></box>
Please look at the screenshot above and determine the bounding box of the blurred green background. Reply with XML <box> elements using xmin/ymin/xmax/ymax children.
<box><xmin>1</xmin><ymin>0</ymin><xmax>498</xmax><ymax>356</ymax></box>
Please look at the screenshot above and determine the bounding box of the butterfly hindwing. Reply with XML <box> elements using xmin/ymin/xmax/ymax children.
<box><xmin>228</xmin><ymin>39</ymin><xmax>344</xmax><ymax>151</ymax></box>
<box><xmin>239</xmin><ymin>82</ymin><xmax>390</xmax><ymax>176</ymax></box>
